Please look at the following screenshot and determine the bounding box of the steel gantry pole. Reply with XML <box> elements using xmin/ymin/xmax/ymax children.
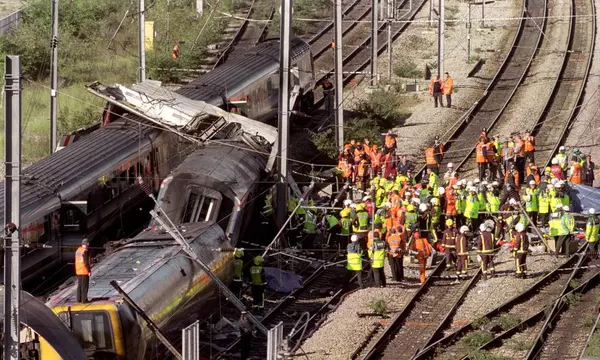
<box><xmin>138</xmin><ymin>0</ymin><xmax>146</xmax><ymax>82</ymax></box>
<box><xmin>334</xmin><ymin>0</ymin><xmax>344</xmax><ymax>151</ymax></box>
<box><xmin>49</xmin><ymin>0</ymin><xmax>58</xmax><ymax>154</ymax></box>
<box><xmin>437</xmin><ymin>0</ymin><xmax>444</xmax><ymax>77</ymax></box>
<box><xmin>4</xmin><ymin>55</ymin><xmax>22</xmax><ymax>360</ymax></box>
<box><xmin>387</xmin><ymin>19</ymin><xmax>392</xmax><ymax>80</ymax></box>
<box><xmin>276</xmin><ymin>0</ymin><xmax>292</xmax><ymax>234</ymax></box>
<box><xmin>371</xmin><ymin>0</ymin><xmax>378</xmax><ymax>87</ymax></box>
<box><xmin>467</xmin><ymin>1</ymin><xmax>472</xmax><ymax>61</ymax></box>
<box><xmin>481</xmin><ymin>0</ymin><xmax>486</xmax><ymax>27</ymax></box>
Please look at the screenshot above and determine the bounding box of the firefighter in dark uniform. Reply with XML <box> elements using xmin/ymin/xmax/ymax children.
<box><xmin>442</xmin><ymin>219</ymin><xmax>458</xmax><ymax>269</ymax></box>
<box><xmin>457</xmin><ymin>226</ymin><xmax>470</xmax><ymax>278</ymax></box>
<box><xmin>75</xmin><ymin>238</ymin><xmax>91</xmax><ymax>303</ymax></box>
<box><xmin>232</xmin><ymin>248</ymin><xmax>245</xmax><ymax>298</ymax></box>
<box><xmin>250</xmin><ymin>256</ymin><xmax>266</xmax><ymax>310</ymax></box>
<box><xmin>513</xmin><ymin>223</ymin><xmax>529</xmax><ymax>278</ymax></box>
<box><xmin>477</xmin><ymin>223</ymin><xmax>495</xmax><ymax>280</ymax></box>
<box><xmin>322</xmin><ymin>76</ymin><xmax>334</xmax><ymax>116</ymax></box>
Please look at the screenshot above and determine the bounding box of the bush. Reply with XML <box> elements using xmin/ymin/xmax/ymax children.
<box><xmin>497</xmin><ymin>314</ymin><xmax>521</xmax><ymax>331</ymax></box>
<box><xmin>585</xmin><ymin>332</ymin><xmax>600</xmax><ymax>358</ymax></box>
<box><xmin>468</xmin><ymin>350</ymin><xmax>511</xmax><ymax>360</ymax></box>
<box><xmin>312</xmin><ymin>117</ymin><xmax>382</xmax><ymax>158</ymax></box>
<box><xmin>472</xmin><ymin>317</ymin><xmax>490</xmax><ymax>330</ymax></box>
<box><xmin>369</xmin><ymin>297</ymin><xmax>389</xmax><ymax>315</ymax></box>
<box><xmin>460</xmin><ymin>331</ymin><xmax>494</xmax><ymax>349</ymax></box>
<box><xmin>394</xmin><ymin>61</ymin><xmax>424</xmax><ymax>79</ymax></box>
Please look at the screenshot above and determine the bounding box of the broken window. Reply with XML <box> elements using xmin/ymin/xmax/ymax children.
<box><xmin>181</xmin><ymin>187</ymin><xmax>222</xmax><ymax>223</ymax></box>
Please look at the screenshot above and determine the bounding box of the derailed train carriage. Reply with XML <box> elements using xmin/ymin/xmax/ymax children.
<box><xmin>37</xmin><ymin>143</ymin><xmax>267</xmax><ymax>360</ymax></box>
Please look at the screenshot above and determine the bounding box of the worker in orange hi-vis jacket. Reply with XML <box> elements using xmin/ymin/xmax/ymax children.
<box><xmin>410</xmin><ymin>231</ymin><xmax>433</xmax><ymax>284</ymax></box>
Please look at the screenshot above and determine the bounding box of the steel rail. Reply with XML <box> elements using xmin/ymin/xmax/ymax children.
<box><xmin>253</xmin><ymin>3</ymin><xmax>275</xmax><ymax>46</ymax></box>
<box><xmin>525</xmin><ymin>253</ymin><xmax>595</xmax><ymax>359</ymax></box>
<box><xmin>579</xmin><ymin>299</ymin><xmax>600</xmax><ymax>359</ymax></box>
<box><xmin>532</xmin><ymin>0</ymin><xmax>596</xmax><ymax>169</ymax></box>
<box><xmin>211</xmin><ymin>0</ymin><xmax>258</xmax><ymax>69</ymax></box>
<box><xmin>466</xmin><ymin>270</ymin><xmax>600</xmax><ymax>359</ymax></box>
<box><xmin>413</xmin><ymin>0</ymin><xmax>537</xmax><ymax>180</ymax></box>
<box><xmin>359</xmin><ymin>260</ymin><xmax>447</xmax><ymax>359</ymax></box>
<box><xmin>413</xmin><ymin>252</ymin><xmax>581</xmax><ymax>359</ymax></box>
<box><xmin>451</xmin><ymin>0</ymin><xmax>548</xmax><ymax>173</ymax></box>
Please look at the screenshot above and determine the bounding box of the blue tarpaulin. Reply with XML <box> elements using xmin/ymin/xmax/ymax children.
<box><xmin>264</xmin><ymin>267</ymin><xmax>303</xmax><ymax>293</ymax></box>
<box><xmin>568</xmin><ymin>184</ymin><xmax>600</xmax><ymax>214</ymax></box>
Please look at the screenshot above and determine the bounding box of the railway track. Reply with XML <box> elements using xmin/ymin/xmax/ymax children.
<box><xmin>453</xmin><ymin>252</ymin><xmax>600</xmax><ymax>359</ymax></box>
<box><xmin>529</xmin><ymin>0</ymin><xmax>596</xmax><ymax>168</ymax></box>
<box><xmin>413</xmin><ymin>252</ymin><xmax>581</xmax><ymax>359</ymax></box>
<box><xmin>580</xmin><ymin>300</ymin><xmax>600</xmax><ymax>359</ymax></box>
<box><xmin>313</xmin><ymin>0</ymin><xmax>428</xmax><ymax>106</ymax></box>
<box><xmin>215</xmin><ymin>253</ymin><xmax>350</xmax><ymax>359</ymax></box>
<box><xmin>410</xmin><ymin>0</ymin><xmax>546</xmax><ymax>176</ymax></box>
<box><xmin>349</xmin><ymin>260</ymin><xmax>478</xmax><ymax>360</ymax></box>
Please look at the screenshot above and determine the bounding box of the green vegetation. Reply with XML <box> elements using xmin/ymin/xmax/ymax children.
<box><xmin>583</xmin><ymin>315</ymin><xmax>597</xmax><ymax>328</ymax></box>
<box><xmin>368</xmin><ymin>297</ymin><xmax>390</xmax><ymax>316</ymax></box>
<box><xmin>497</xmin><ymin>314</ymin><xmax>521</xmax><ymax>331</ymax></box>
<box><xmin>472</xmin><ymin>317</ymin><xmax>491</xmax><ymax>330</ymax></box>
<box><xmin>0</xmin><ymin>0</ymin><xmax>230</xmax><ymax>160</ymax></box>
<box><xmin>570</xmin><ymin>279</ymin><xmax>581</xmax><ymax>289</ymax></box>
<box><xmin>468</xmin><ymin>350</ymin><xmax>511</xmax><ymax>360</ymax></box>
<box><xmin>394</xmin><ymin>61</ymin><xmax>424</xmax><ymax>79</ymax></box>
<box><xmin>585</xmin><ymin>332</ymin><xmax>600</xmax><ymax>358</ymax></box>
<box><xmin>508</xmin><ymin>340</ymin><xmax>534</xmax><ymax>352</ymax></box>
<box><xmin>460</xmin><ymin>331</ymin><xmax>494</xmax><ymax>349</ymax></box>
<box><xmin>270</xmin><ymin>0</ymin><xmax>329</xmax><ymax>36</ymax></box>
<box><xmin>564</xmin><ymin>292</ymin><xmax>582</xmax><ymax>306</ymax></box>
<box><xmin>312</xmin><ymin>89</ymin><xmax>418</xmax><ymax>158</ymax></box>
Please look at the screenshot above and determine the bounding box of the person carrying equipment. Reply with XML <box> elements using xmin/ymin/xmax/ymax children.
<box><xmin>586</xmin><ymin>208</ymin><xmax>599</xmax><ymax>258</ymax></box>
<box><xmin>346</xmin><ymin>235</ymin><xmax>364</xmax><ymax>288</ymax></box>
<box><xmin>75</xmin><ymin>238</ymin><xmax>92</xmax><ymax>303</ymax></box>
<box><xmin>387</xmin><ymin>226</ymin><xmax>406</xmax><ymax>281</ymax></box>
<box><xmin>233</xmin><ymin>248</ymin><xmax>245</xmax><ymax>298</ymax></box>
<box><xmin>369</xmin><ymin>232</ymin><xmax>388</xmax><ymax>287</ymax></box>
<box><xmin>513</xmin><ymin>223</ymin><xmax>529</xmax><ymax>278</ymax></box>
<box><xmin>250</xmin><ymin>256</ymin><xmax>267</xmax><ymax>310</ymax></box>
<box><xmin>410</xmin><ymin>231</ymin><xmax>433</xmax><ymax>284</ymax></box>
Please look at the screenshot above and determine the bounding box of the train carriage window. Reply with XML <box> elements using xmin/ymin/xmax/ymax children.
<box><xmin>59</xmin><ymin>311</ymin><xmax>114</xmax><ymax>351</ymax></box>
<box><xmin>128</xmin><ymin>165</ymin><xmax>136</xmax><ymax>187</ymax></box>
<box><xmin>181</xmin><ymin>187</ymin><xmax>222</xmax><ymax>223</ymax></box>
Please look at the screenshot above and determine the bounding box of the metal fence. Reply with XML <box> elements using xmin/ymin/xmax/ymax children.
<box><xmin>182</xmin><ymin>321</ymin><xmax>200</xmax><ymax>360</ymax></box>
<box><xmin>267</xmin><ymin>322</ymin><xmax>284</xmax><ymax>360</ymax></box>
<box><xmin>0</xmin><ymin>10</ymin><xmax>22</xmax><ymax>35</ymax></box>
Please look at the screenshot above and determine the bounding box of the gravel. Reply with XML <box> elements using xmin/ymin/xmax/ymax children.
<box><xmin>346</xmin><ymin>0</ymin><xmax>521</xmax><ymax>160</ymax></box>
<box><xmin>458</xmin><ymin>0</ymin><xmax>571</xmax><ymax>179</ymax></box>
<box><xmin>449</xmin><ymin>251</ymin><xmax>564</xmax><ymax>329</ymax></box>
<box><xmin>0</xmin><ymin>0</ymin><xmax>22</xmax><ymax>18</ymax></box>
<box><xmin>561</xmin><ymin>0</ymin><xmax>600</xmax><ymax>187</ymax></box>
<box><xmin>489</xmin><ymin>322</ymin><xmax>543</xmax><ymax>358</ymax></box>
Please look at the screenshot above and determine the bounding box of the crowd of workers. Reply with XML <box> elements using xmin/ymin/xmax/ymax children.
<box><xmin>324</xmin><ymin>129</ymin><xmax>599</xmax><ymax>287</ymax></box>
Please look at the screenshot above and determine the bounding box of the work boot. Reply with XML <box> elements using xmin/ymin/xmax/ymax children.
<box><xmin>483</xmin><ymin>274</ymin><xmax>488</xmax><ymax>281</ymax></box>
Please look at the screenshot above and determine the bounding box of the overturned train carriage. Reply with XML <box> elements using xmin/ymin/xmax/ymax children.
<box><xmin>39</xmin><ymin>143</ymin><xmax>266</xmax><ymax>360</ymax></box>
<box><xmin>176</xmin><ymin>37</ymin><xmax>315</xmax><ymax>121</ymax></box>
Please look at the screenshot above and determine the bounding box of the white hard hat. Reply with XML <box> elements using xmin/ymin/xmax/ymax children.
<box><xmin>363</xmin><ymin>195</ymin><xmax>372</xmax><ymax>201</ymax></box>
<box><xmin>419</xmin><ymin>203</ymin><xmax>428</xmax><ymax>212</ymax></box>
<box><xmin>487</xmin><ymin>184</ymin><xmax>494</xmax><ymax>190</ymax></box>
<box><xmin>412</xmin><ymin>198</ymin><xmax>421</xmax><ymax>204</ymax></box>
<box><xmin>430</xmin><ymin>198</ymin><xmax>439</xmax><ymax>205</ymax></box>
<box><xmin>344</xmin><ymin>199</ymin><xmax>352</xmax><ymax>206</ymax></box>
<box><xmin>515</xmin><ymin>223</ymin><xmax>524</xmax><ymax>232</ymax></box>
<box><xmin>552</xmin><ymin>158</ymin><xmax>559</xmax><ymax>165</ymax></box>
<box><xmin>492</xmin><ymin>181</ymin><xmax>499</xmax><ymax>187</ymax></box>
<box><xmin>385</xmin><ymin>201</ymin><xmax>392</xmax><ymax>208</ymax></box>
<box><xmin>474</xmin><ymin>179</ymin><xmax>480</xmax><ymax>184</ymax></box>
<box><xmin>509</xmin><ymin>198</ymin><xmax>517</xmax><ymax>205</ymax></box>
<box><xmin>563</xmin><ymin>205</ymin><xmax>570</xmax><ymax>211</ymax></box>
<box><xmin>350</xmin><ymin>203</ymin><xmax>356</xmax><ymax>209</ymax></box>
<box><xmin>460</xmin><ymin>225</ymin><xmax>469</xmax><ymax>233</ymax></box>
<box><xmin>556</xmin><ymin>182</ymin><xmax>564</xmax><ymax>188</ymax></box>
<box><xmin>551</xmin><ymin>212</ymin><xmax>559</xmax><ymax>218</ymax></box>
<box><xmin>438</xmin><ymin>187</ymin><xmax>446</xmax><ymax>196</ymax></box>
<box><xmin>448</xmin><ymin>162</ymin><xmax>454</xmax><ymax>168</ymax></box>
<box><xmin>529</xmin><ymin>180</ymin><xmax>536</xmax><ymax>185</ymax></box>
<box><xmin>479</xmin><ymin>223</ymin><xmax>487</xmax><ymax>232</ymax></box>
<box><xmin>559</xmin><ymin>146</ymin><xmax>565</xmax><ymax>151</ymax></box>
<box><xmin>547</xmin><ymin>184</ymin><xmax>554</xmax><ymax>189</ymax></box>
<box><xmin>351</xmin><ymin>234</ymin><xmax>358</xmax><ymax>242</ymax></box>
<box><xmin>467</xmin><ymin>181</ymin><xmax>474</xmax><ymax>187</ymax></box>
<box><xmin>481</xmin><ymin>181</ymin><xmax>488</xmax><ymax>186</ymax></box>
<box><xmin>485</xmin><ymin>219</ymin><xmax>495</xmax><ymax>230</ymax></box>
<box><xmin>590</xmin><ymin>208</ymin><xmax>596</xmax><ymax>214</ymax></box>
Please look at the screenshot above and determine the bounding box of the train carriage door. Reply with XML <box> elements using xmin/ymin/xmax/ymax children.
<box><xmin>61</xmin><ymin>201</ymin><xmax>88</xmax><ymax>246</ymax></box>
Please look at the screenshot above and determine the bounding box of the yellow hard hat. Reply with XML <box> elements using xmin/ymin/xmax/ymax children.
<box><xmin>253</xmin><ymin>256</ymin><xmax>264</xmax><ymax>265</ymax></box>
<box><xmin>340</xmin><ymin>208</ymin><xmax>351</xmax><ymax>217</ymax></box>
<box><xmin>407</xmin><ymin>204</ymin><xmax>415</xmax><ymax>212</ymax></box>
<box><xmin>445</xmin><ymin>219</ymin><xmax>454</xmax><ymax>226</ymax></box>
<box><xmin>234</xmin><ymin>249</ymin><xmax>244</xmax><ymax>258</ymax></box>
